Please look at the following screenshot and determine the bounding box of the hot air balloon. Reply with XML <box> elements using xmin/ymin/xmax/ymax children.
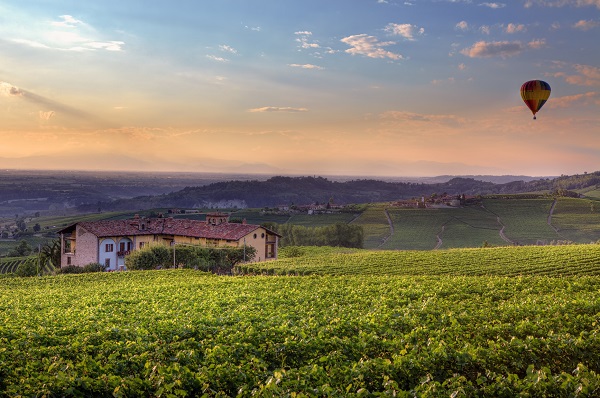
<box><xmin>520</xmin><ymin>80</ymin><xmax>551</xmax><ymax>120</ymax></box>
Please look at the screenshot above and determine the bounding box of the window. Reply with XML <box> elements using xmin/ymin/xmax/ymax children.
<box><xmin>105</xmin><ymin>243</ymin><xmax>114</xmax><ymax>252</ymax></box>
<box><xmin>67</xmin><ymin>257</ymin><xmax>72</xmax><ymax>265</ymax></box>
<box><xmin>105</xmin><ymin>258</ymin><xmax>111</xmax><ymax>267</ymax></box>
<box><xmin>261</xmin><ymin>233</ymin><xmax>265</xmax><ymax>238</ymax></box>
<box><xmin>253</xmin><ymin>233</ymin><xmax>257</xmax><ymax>239</ymax></box>
<box><xmin>139</xmin><ymin>242</ymin><xmax>146</xmax><ymax>249</ymax></box>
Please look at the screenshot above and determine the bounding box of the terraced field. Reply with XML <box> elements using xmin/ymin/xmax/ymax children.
<box><xmin>237</xmin><ymin>244</ymin><xmax>600</xmax><ymax>277</ymax></box>
<box><xmin>551</xmin><ymin>198</ymin><xmax>600</xmax><ymax>243</ymax></box>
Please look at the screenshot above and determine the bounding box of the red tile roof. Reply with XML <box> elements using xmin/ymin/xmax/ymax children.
<box><xmin>65</xmin><ymin>218</ymin><xmax>275</xmax><ymax>241</ymax></box>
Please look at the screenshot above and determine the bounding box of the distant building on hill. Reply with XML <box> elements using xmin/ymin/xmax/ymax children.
<box><xmin>57</xmin><ymin>213</ymin><xmax>280</xmax><ymax>270</ymax></box>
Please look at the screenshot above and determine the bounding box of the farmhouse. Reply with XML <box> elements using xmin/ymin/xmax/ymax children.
<box><xmin>57</xmin><ymin>213</ymin><xmax>280</xmax><ymax>271</ymax></box>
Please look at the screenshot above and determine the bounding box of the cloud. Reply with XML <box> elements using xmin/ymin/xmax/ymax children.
<box><xmin>573</xmin><ymin>19</ymin><xmax>600</xmax><ymax>30</ymax></box>
<box><xmin>527</xmin><ymin>39</ymin><xmax>546</xmax><ymax>49</ymax></box>
<box><xmin>384</xmin><ymin>23</ymin><xmax>424</xmax><ymax>40</ymax></box>
<box><xmin>288</xmin><ymin>64</ymin><xmax>323</xmax><ymax>70</ymax></box>
<box><xmin>9</xmin><ymin>14</ymin><xmax>125</xmax><ymax>52</ymax></box>
<box><xmin>248</xmin><ymin>107</ymin><xmax>308</xmax><ymax>113</ymax></box>
<box><xmin>0</xmin><ymin>81</ymin><xmax>25</xmax><ymax>96</ymax></box>
<box><xmin>341</xmin><ymin>34</ymin><xmax>402</xmax><ymax>60</ymax></box>
<box><xmin>456</xmin><ymin>21</ymin><xmax>469</xmax><ymax>31</ymax></box>
<box><xmin>546</xmin><ymin>91</ymin><xmax>598</xmax><ymax>108</ymax></box>
<box><xmin>295</xmin><ymin>31</ymin><xmax>320</xmax><ymax>49</ymax></box>
<box><xmin>0</xmin><ymin>81</ymin><xmax>96</xmax><ymax>120</ymax></box>
<box><xmin>480</xmin><ymin>2</ymin><xmax>506</xmax><ymax>7</ymax></box>
<box><xmin>549</xmin><ymin>63</ymin><xmax>600</xmax><ymax>86</ymax></box>
<box><xmin>505</xmin><ymin>23</ymin><xmax>527</xmax><ymax>33</ymax></box>
<box><xmin>87</xmin><ymin>41</ymin><xmax>125</xmax><ymax>51</ymax></box>
<box><xmin>524</xmin><ymin>0</ymin><xmax>600</xmax><ymax>8</ymax></box>
<box><xmin>219</xmin><ymin>45</ymin><xmax>238</xmax><ymax>54</ymax></box>
<box><xmin>460</xmin><ymin>40</ymin><xmax>533</xmax><ymax>58</ymax></box>
<box><xmin>50</xmin><ymin>15</ymin><xmax>84</xmax><ymax>28</ymax></box>
<box><xmin>380</xmin><ymin>111</ymin><xmax>467</xmax><ymax>126</ymax></box>
<box><xmin>206</xmin><ymin>55</ymin><xmax>228</xmax><ymax>62</ymax></box>
<box><xmin>39</xmin><ymin>111</ymin><xmax>56</xmax><ymax>120</ymax></box>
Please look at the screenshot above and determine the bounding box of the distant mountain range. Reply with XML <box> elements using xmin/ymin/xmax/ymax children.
<box><xmin>78</xmin><ymin>171</ymin><xmax>600</xmax><ymax>212</ymax></box>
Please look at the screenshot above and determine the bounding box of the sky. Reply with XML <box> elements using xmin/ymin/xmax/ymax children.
<box><xmin>1</xmin><ymin>0</ymin><xmax>599</xmax><ymax>177</ymax></box>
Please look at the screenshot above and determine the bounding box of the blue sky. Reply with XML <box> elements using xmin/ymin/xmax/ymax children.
<box><xmin>1</xmin><ymin>0</ymin><xmax>599</xmax><ymax>177</ymax></box>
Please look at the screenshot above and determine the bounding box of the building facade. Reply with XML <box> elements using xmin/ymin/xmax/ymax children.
<box><xmin>58</xmin><ymin>214</ymin><xmax>279</xmax><ymax>270</ymax></box>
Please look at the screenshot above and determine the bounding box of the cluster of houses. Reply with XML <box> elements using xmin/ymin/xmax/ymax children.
<box><xmin>58</xmin><ymin>213</ymin><xmax>280</xmax><ymax>271</ymax></box>
<box><xmin>391</xmin><ymin>194</ymin><xmax>478</xmax><ymax>209</ymax></box>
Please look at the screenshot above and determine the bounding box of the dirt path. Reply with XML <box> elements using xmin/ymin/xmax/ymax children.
<box><xmin>434</xmin><ymin>226</ymin><xmax>444</xmax><ymax>249</ymax></box>
<box><xmin>497</xmin><ymin>217</ymin><xmax>515</xmax><ymax>244</ymax></box>
<box><xmin>547</xmin><ymin>198</ymin><xmax>560</xmax><ymax>233</ymax></box>
<box><xmin>378</xmin><ymin>209</ymin><xmax>394</xmax><ymax>248</ymax></box>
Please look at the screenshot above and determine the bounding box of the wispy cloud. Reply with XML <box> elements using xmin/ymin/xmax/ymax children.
<box><xmin>219</xmin><ymin>44</ymin><xmax>238</xmax><ymax>54</ymax></box>
<box><xmin>1</xmin><ymin>81</ymin><xmax>96</xmax><ymax>120</ymax></box>
<box><xmin>384</xmin><ymin>23</ymin><xmax>424</xmax><ymax>40</ymax></box>
<box><xmin>295</xmin><ymin>31</ymin><xmax>320</xmax><ymax>49</ymax></box>
<box><xmin>546</xmin><ymin>91</ymin><xmax>598</xmax><ymax>108</ymax></box>
<box><xmin>380</xmin><ymin>111</ymin><xmax>467</xmax><ymax>126</ymax></box>
<box><xmin>549</xmin><ymin>63</ymin><xmax>600</xmax><ymax>86</ymax></box>
<box><xmin>573</xmin><ymin>19</ymin><xmax>600</xmax><ymax>30</ymax></box>
<box><xmin>341</xmin><ymin>34</ymin><xmax>402</xmax><ymax>60</ymax></box>
<box><xmin>10</xmin><ymin>14</ymin><xmax>125</xmax><ymax>52</ymax></box>
<box><xmin>39</xmin><ymin>111</ymin><xmax>56</xmax><ymax>120</ymax></box>
<box><xmin>524</xmin><ymin>0</ymin><xmax>600</xmax><ymax>9</ymax></box>
<box><xmin>206</xmin><ymin>55</ymin><xmax>228</xmax><ymax>62</ymax></box>
<box><xmin>288</xmin><ymin>64</ymin><xmax>323</xmax><ymax>70</ymax></box>
<box><xmin>248</xmin><ymin>106</ymin><xmax>308</xmax><ymax>113</ymax></box>
<box><xmin>505</xmin><ymin>23</ymin><xmax>527</xmax><ymax>33</ymax></box>
<box><xmin>50</xmin><ymin>15</ymin><xmax>84</xmax><ymax>28</ymax></box>
<box><xmin>460</xmin><ymin>40</ymin><xmax>542</xmax><ymax>58</ymax></box>
<box><xmin>456</xmin><ymin>21</ymin><xmax>469</xmax><ymax>31</ymax></box>
<box><xmin>480</xmin><ymin>2</ymin><xmax>506</xmax><ymax>8</ymax></box>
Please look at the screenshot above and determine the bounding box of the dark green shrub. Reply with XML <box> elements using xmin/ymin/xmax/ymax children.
<box><xmin>15</xmin><ymin>261</ymin><xmax>38</xmax><ymax>277</ymax></box>
<box><xmin>57</xmin><ymin>265</ymin><xmax>85</xmax><ymax>274</ymax></box>
<box><xmin>82</xmin><ymin>262</ymin><xmax>107</xmax><ymax>273</ymax></box>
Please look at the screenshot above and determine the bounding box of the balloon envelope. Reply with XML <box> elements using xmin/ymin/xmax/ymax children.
<box><xmin>521</xmin><ymin>80</ymin><xmax>551</xmax><ymax>119</ymax></box>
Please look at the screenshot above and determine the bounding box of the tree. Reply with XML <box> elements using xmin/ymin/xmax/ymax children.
<box><xmin>40</xmin><ymin>239</ymin><xmax>61</xmax><ymax>269</ymax></box>
<box><xmin>16</xmin><ymin>218</ymin><xmax>27</xmax><ymax>232</ymax></box>
<box><xmin>33</xmin><ymin>223</ymin><xmax>41</xmax><ymax>232</ymax></box>
<box><xmin>9</xmin><ymin>240</ymin><xmax>33</xmax><ymax>257</ymax></box>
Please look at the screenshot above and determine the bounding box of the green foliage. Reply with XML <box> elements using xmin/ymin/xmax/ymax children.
<box><xmin>8</xmin><ymin>239</ymin><xmax>33</xmax><ymax>257</ymax></box>
<box><xmin>239</xmin><ymin>244</ymin><xmax>600</xmax><ymax>277</ymax></box>
<box><xmin>15</xmin><ymin>260</ymin><xmax>38</xmax><ymax>277</ymax></box>
<box><xmin>270</xmin><ymin>222</ymin><xmax>363</xmax><ymax>248</ymax></box>
<box><xmin>40</xmin><ymin>239</ymin><xmax>61</xmax><ymax>269</ymax></box>
<box><xmin>0</xmin><ymin>256</ymin><xmax>44</xmax><ymax>275</ymax></box>
<box><xmin>58</xmin><ymin>263</ymin><xmax>107</xmax><ymax>274</ymax></box>
<box><xmin>82</xmin><ymin>262</ymin><xmax>108</xmax><ymax>273</ymax></box>
<box><xmin>1</xmin><ymin>270</ymin><xmax>600</xmax><ymax>396</ymax></box>
<box><xmin>125</xmin><ymin>244</ymin><xmax>256</xmax><ymax>274</ymax></box>
<box><xmin>57</xmin><ymin>264</ymin><xmax>86</xmax><ymax>274</ymax></box>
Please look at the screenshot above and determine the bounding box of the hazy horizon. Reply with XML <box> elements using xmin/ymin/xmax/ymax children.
<box><xmin>1</xmin><ymin>1</ymin><xmax>599</xmax><ymax>177</ymax></box>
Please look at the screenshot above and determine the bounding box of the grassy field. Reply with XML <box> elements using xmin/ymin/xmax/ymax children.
<box><xmin>551</xmin><ymin>198</ymin><xmax>600</xmax><ymax>243</ymax></box>
<box><xmin>2</xmin><ymin>247</ymin><xmax>600</xmax><ymax>396</ymax></box>
<box><xmin>479</xmin><ymin>198</ymin><xmax>558</xmax><ymax>245</ymax></box>
<box><xmin>349</xmin><ymin>204</ymin><xmax>391</xmax><ymax>248</ymax></box>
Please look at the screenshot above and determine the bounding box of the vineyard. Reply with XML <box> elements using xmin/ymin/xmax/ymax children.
<box><xmin>0</xmin><ymin>255</ymin><xmax>52</xmax><ymax>275</ymax></box>
<box><xmin>1</xmin><ymin>247</ymin><xmax>600</xmax><ymax>396</ymax></box>
<box><xmin>237</xmin><ymin>244</ymin><xmax>600</xmax><ymax>277</ymax></box>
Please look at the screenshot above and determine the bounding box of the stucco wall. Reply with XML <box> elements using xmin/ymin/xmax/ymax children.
<box><xmin>74</xmin><ymin>226</ymin><xmax>99</xmax><ymax>266</ymax></box>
